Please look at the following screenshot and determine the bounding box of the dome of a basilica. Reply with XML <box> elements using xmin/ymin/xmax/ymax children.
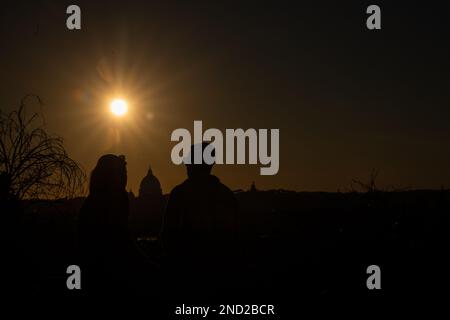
<box><xmin>138</xmin><ymin>166</ymin><xmax>162</xmax><ymax>198</ymax></box>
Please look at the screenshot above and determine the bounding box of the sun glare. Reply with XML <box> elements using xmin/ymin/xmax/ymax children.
<box><xmin>110</xmin><ymin>99</ymin><xmax>128</xmax><ymax>116</ymax></box>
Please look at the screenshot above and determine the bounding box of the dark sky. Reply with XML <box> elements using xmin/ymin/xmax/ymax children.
<box><xmin>1</xmin><ymin>0</ymin><xmax>449</xmax><ymax>193</ymax></box>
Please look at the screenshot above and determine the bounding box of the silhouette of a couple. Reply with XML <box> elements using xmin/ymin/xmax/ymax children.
<box><xmin>78</xmin><ymin>143</ymin><xmax>238</xmax><ymax>295</ymax></box>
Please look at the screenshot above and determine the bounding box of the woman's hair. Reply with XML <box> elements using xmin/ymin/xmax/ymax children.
<box><xmin>89</xmin><ymin>154</ymin><xmax>127</xmax><ymax>195</ymax></box>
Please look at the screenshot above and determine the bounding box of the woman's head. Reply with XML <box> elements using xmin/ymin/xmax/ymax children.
<box><xmin>89</xmin><ymin>154</ymin><xmax>127</xmax><ymax>195</ymax></box>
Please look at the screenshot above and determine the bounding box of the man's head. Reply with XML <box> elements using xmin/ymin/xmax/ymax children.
<box><xmin>185</xmin><ymin>142</ymin><xmax>215</xmax><ymax>179</ymax></box>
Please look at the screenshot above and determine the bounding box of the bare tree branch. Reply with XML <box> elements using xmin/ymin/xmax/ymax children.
<box><xmin>0</xmin><ymin>95</ymin><xmax>86</xmax><ymax>200</ymax></box>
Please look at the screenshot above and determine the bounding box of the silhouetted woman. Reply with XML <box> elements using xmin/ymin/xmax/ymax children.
<box><xmin>78</xmin><ymin>154</ymin><xmax>152</xmax><ymax>294</ymax></box>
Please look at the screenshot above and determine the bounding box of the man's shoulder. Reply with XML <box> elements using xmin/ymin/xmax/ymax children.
<box><xmin>169</xmin><ymin>176</ymin><xmax>234</xmax><ymax>198</ymax></box>
<box><xmin>210</xmin><ymin>177</ymin><xmax>236</xmax><ymax>204</ymax></box>
<box><xmin>216</xmin><ymin>180</ymin><xmax>234</xmax><ymax>195</ymax></box>
<box><xmin>169</xmin><ymin>180</ymin><xmax>190</xmax><ymax>196</ymax></box>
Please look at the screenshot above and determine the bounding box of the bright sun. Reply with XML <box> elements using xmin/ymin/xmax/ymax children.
<box><xmin>110</xmin><ymin>99</ymin><xmax>128</xmax><ymax>116</ymax></box>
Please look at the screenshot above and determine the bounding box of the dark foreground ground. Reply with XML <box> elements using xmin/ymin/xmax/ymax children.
<box><xmin>4</xmin><ymin>189</ymin><xmax>450</xmax><ymax>315</ymax></box>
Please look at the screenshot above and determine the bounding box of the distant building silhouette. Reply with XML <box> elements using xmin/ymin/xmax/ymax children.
<box><xmin>138</xmin><ymin>166</ymin><xmax>162</xmax><ymax>198</ymax></box>
<box><xmin>130</xmin><ymin>165</ymin><xmax>165</xmax><ymax>236</ymax></box>
<box><xmin>250</xmin><ymin>181</ymin><xmax>257</xmax><ymax>192</ymax></box>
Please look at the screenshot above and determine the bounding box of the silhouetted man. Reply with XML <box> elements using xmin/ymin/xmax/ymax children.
<box><xmin>161</xmin><ymin>143</ymin><xmax>238</xmax><ymax>287</ymax></box>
